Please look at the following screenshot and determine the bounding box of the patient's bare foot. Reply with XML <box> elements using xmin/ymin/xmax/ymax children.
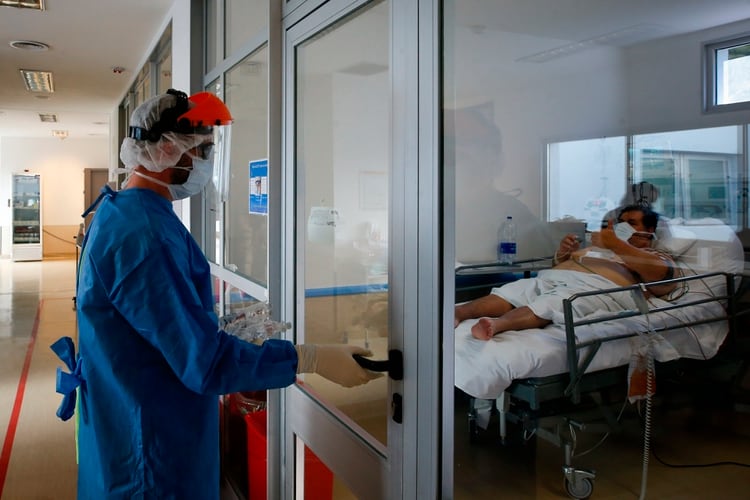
<box><xmin>471</xmin><ymin>318</ymin><xmax>497</xmax><ymax>340</ymax></box>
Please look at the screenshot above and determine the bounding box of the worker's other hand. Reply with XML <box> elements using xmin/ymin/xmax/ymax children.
<box><xmin>295</xmin><ymin>344</ymin><xmax>383</xmax><ymax>387</ymax></box>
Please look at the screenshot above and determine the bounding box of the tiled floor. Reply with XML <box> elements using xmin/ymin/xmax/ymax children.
<box><xmin>2</xmin><ymin>258</ymin><xmax>749</xmax><ymax>499</ymax></box>
<box><xmin>0</xmin><ymin>257</ymin><xmax>78</xmax><ymax>500</ymax></box>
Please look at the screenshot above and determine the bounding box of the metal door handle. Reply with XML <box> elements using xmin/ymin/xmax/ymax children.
<box><xmin>353</xmin><ymin>349</ymin><xmax>403</xmax><ymax>380</ymax></box>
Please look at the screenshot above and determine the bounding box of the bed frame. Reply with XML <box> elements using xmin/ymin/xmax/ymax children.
<box><xmin>465</xmin><ymin>271</ymin><xmax>750</xmax><ymax>499</ymax></box>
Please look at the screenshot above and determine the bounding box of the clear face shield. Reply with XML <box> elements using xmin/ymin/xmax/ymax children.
<box><xmin>211</xmin><ymin>124</ymin><xmax>232</xmax><ymax>202</ymax></box>
<box><xmin>117</xmin><ymin>90</ymin><xmax>234</xmax><ymax>196</ymax></box>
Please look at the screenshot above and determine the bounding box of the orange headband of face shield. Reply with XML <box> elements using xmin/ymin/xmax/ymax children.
<box><xmin>179</xmin><ymin>92</ymin><xmax>234</xmax><ymax>128</ymax></box>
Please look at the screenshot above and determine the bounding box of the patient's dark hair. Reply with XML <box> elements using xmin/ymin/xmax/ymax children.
<box><xmin>617</xmin><ymin>204</ymin><xmax>659</xmax><ymax>230</ymax></box>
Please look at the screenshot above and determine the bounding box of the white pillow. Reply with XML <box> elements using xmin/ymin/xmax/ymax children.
<box><xmin>655</xmin><ymin>224</ymin><xmax>697</xmax><ymax>258</ymax></box>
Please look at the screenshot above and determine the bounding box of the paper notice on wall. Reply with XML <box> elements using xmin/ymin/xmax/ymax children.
<box><xmin>249</xmin><ymin>159</ymin><xmax>268</xmax><ymax>215</ymax></box>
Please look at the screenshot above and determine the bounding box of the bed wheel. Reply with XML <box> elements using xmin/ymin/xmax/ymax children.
<box><xmin>563</xmin><ymin>467</ymin><xmax>595</xmax><ymax>499</ymax></box>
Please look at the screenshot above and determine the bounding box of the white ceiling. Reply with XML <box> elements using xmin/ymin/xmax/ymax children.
<box><xmin>2</xmin><ymin>0</ymin><xmax>750</xmax><ymax>141</ymax></box>
<box><xmin>0</xmin><ymin>0</ymin><xmax>172</xmax><ymax>140</ymax></box>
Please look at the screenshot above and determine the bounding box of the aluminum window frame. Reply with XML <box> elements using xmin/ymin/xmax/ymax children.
<box><xmin>703</xmin><ymin>32</ymin><xmax>750</xmax><ymax>113</ymax></box>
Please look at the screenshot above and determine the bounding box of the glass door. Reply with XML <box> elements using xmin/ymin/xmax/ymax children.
<box><xmin>12</xmin><ymin>173</ymin><xmax>43</xmax><ymax>261</ymax></box>
<box><xmin>283</xmin><ymin>1</ymin><xmax>442</xmax><ymax>497</ymax></box>
<box><xmin>282</xmin><ymin>1</ymin><xmax>399</xmax><ymax>498</ymax></box>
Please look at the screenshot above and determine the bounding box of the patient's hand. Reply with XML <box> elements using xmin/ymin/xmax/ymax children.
<box><xmin>555</xmin><ymin>233</ymin><xmax>581</xmax><ymax>263</ymax></box>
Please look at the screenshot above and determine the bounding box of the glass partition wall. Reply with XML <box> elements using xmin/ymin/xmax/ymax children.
<box><xmin>446</xmin><ymin>1</ymin><xmax>750</xmax><ymax>498</ymax></box>
<box><xmin>203</xmin><ymin>2</ymin><xmax>275</xmax><ymax>497</ymax></box>
<box><xmin>143</xmin><ymin>0</ymin><xmax>750</xmax><ymax>497</ymax></box>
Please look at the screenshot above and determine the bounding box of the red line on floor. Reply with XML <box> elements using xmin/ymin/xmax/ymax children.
<box><xmin>0</xmin><ymin>299</ymin><xmax>43</xmax><ymax>497</ymax></box>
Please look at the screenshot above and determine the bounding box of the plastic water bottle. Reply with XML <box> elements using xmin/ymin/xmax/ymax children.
<box><xmin>497</xmin><ymin>216</ymin><xmax>517</xmax><ymax>264</ymax></box>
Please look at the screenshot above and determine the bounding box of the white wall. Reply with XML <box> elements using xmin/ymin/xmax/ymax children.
<box><xmin>626</xmin><ymin>18</ymin><xmax>750</xmax><ymax>133</ymax></box>
<box><xmin>0</xmin><ymin>137</ymin><xmax>108</xmax><ymax>257</ymax></box>
<box><xmin>450</xmin><ymin>16</ymin><xmax>750</xmax><ymax>263</ymax></box>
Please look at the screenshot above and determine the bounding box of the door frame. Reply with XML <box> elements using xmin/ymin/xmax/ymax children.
<box><xmin>277</xmin><ymin>0</ymin><xmax>445</xmax><ymax>497</ymax></box>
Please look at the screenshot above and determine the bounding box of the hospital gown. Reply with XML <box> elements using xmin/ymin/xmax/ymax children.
<box><xmin>72</xmin><ymin>186</ymin><xmax>297</xmax><ymax>499</ymax></box>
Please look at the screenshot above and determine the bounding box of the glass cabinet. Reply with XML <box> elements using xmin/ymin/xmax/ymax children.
<box><xmin>12</xmin><ymin>173</ymin><xmax>42</xmax><ymax>261</ymax></box>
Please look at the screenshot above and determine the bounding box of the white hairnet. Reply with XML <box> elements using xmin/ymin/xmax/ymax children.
<box><xmin>119</xmin><ymin>92</ymin><xmax>212</xmax><ymax>173</ymax></box>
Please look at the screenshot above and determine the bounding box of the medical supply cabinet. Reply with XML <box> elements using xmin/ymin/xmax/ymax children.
<box><xmin>12</xmin><ymin>173</ymin><xmax>42</xmax><ymax>261</ymax></box>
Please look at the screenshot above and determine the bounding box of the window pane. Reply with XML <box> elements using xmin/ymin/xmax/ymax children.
<box><xmin>639</xmin><ymin>156</ymin><xmax>677</xmax><ymax>218</ymax></box>
<box><xmin>225</xmin><ymin>47</ymin><xmax>269</xmax><ymax>285</ymax></box>
<box><xmin>633</xmin><ymin>125</ymin><xmax>742</xmax><ymax>228</ymax></box>
<box><xmin>716</xmin><ymin>41</ymin><xmax>750</xmax><ymax>105</ymax></box>
<box><xmin>226</xmin><ymin>0</ymin><xmax>267</xmax><ymax>57</ymax></box>
<box><xmin>206</xmin><ymin>0</ymin><xmax>221</xmax><ymax>72</ymax></box>
<box><xmin>547</xmin><ymin>137</ymin><xmax>627</xmax><ymax>230</ymax></box>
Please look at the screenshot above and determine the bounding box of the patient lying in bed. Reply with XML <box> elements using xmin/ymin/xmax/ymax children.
<box><xmin>455</xmin><ymin>205</ymin><xmax>677</xmax><ymax>340</ymax></box>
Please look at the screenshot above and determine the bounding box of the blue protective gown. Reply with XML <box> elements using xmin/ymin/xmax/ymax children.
<box><xmin>72</xmin><ymin>186</ymin><xmax>297</xmax><ymax>499</ymax></box>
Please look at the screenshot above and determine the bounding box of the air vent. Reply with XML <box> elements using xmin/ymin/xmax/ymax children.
<box><xmin>39</xmin><ymin>113</ymin><xmax>57</xmax><ymax>123</ymax></box>
<box><xmin>10</xmin><ymin>40</ymin><xmax>49</xmax><ymax>51</ymax></box>
<box><xmin>0</xmin><ymin>0</ymin><xmax>45</xmax><ymax>10</ymax></box>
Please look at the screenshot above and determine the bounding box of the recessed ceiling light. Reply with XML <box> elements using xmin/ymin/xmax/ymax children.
<box><xmin>19</xmin><ymin>69</ymin><xmax>54</xmax><ymax>92</ymax></box>
<box><xmin>1</xmin><ymin>0</ymin><xmax>45</xmax><ymax>10</ymax></box>
<box><xmin>52</xmin><ymin>130</ymin><xmax>68</xmax><ymax>139</ymax></box>
<box><xmin>10</xmin><ymin>40</ymin><xmax>49</xmax><ymax>51</ymax></box>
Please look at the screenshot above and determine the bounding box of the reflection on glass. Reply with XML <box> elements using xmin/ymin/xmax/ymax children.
<box><xmin>154</xmin><ymin>23</ymin><xmax>172</xmax><ymax>94</ymax></box>
<box><xmin>157</xmin><ymin>49</ymin><xmax>171</xmax><ymax>94</ymax></box>
<box><xmin>633</xmin><ymin>126</ymin><xmax>742</xmax><ymax>228</ymax></box>
<box><xmin>296</xmin><ymin>0</ymin><xmax>390</xmax><ymax>447</ymax></box>
<box><xmin>446</xmin><ymin>1</ymin><xmax>750</xmax><ymax>499</ymax></box>
<box><xmin>547</xmin><ymin>137</ymin><xmax>627</xmax><ymax>230</ymax></box>
<box><xmin>295</xmin><ymin>435</ymin><xmax>358</xmax><ymax>500</ymax></box>
<box><xmin>225</xmin><ymin>47</ymin><xmax>270</xmax><ymax>285</ymax></box>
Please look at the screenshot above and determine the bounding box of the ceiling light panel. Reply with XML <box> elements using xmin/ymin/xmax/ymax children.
<box><xmin>1</xmin><ymin>0</ymin><xmax>45</xmax><ymax>10</ymax></box>
<box><xmin>20</xmin><ymin>69</ymin><xmax>54</xmax><ymax>92</ymax></box>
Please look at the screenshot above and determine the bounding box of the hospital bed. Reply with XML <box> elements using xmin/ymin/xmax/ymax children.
<box><xmin>454</xmin><ymin>218</ymin><xmax>747</xmax><ymax>499</ymax></box>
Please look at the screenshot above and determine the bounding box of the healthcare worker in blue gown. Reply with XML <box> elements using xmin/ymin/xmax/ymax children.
<box><xmin>51</xmin><ymin>89</ymin><xmax>380</xmax><ymax>500</ymax></box>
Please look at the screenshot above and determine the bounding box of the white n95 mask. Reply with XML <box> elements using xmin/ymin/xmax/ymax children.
<box><xmin>614</xmin><ymin>222</ymin><xmax>636</xmax><ymax>242</ymax></box>
<box><xmin>132</xmin><ymin>156</ymin><xmax>214</xmax><ymax>200</ymax></box>
<box><xmin>614</xmin><ymin>222</ymin><xmax>655</xmax><ymax>243</ymax></box>
<box><xmin>166</xmin><ymin>158</ymin><xmax>213</xmax><ymax>200</ymax></box>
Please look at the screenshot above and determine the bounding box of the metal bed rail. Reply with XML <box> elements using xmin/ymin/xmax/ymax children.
<box><xmin>561</xmin><ymin>271</ymin><xmax>738</xmax><ymax>403</ymax></box>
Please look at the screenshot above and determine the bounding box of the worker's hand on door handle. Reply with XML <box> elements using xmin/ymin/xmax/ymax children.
<box><xmin>295</xmin><ymin>344</ymin><xmax>383</xmax><ymax>387</ymax></box>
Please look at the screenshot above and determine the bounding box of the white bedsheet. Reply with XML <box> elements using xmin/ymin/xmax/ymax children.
<box><xmin>454</xmin><ymin>294</ymin><xmax>728</xmax><ymax>400</ymax></box>
<box><xmin>455</xmin><ymin>219</ymin><xmax>743</xmax><ymax>401</ymax></box>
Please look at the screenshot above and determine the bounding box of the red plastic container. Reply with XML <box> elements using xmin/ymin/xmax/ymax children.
<box><xmin>245</xmin><ymin>410</ymin><xmax>334</xmax><ymax>499</ymax></box>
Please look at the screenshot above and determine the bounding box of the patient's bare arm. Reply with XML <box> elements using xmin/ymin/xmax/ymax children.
<box><xmin>471</xmin><ymin>306</ymin><xmax>551</xmax><ymax>340</ymax></box>
<box><xmin>594</xmin><ymin>223</ymin><xmax>677</xmax><ymax>296</ymax></box>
